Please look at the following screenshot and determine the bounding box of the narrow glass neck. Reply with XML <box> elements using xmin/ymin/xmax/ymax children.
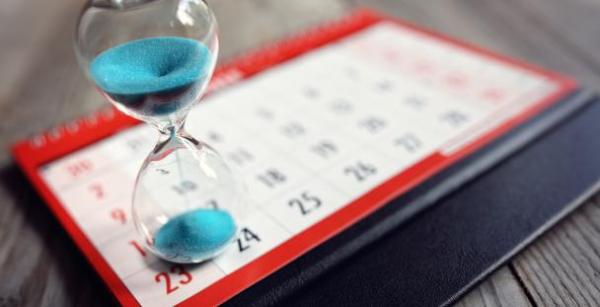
<box><xmin>149</xmin><ymin>105</ymin><xmax>185</xmax><ymax>138</ymax></box>
<box><xmin>157</xmin><ymin>120</ymin><xmax>185</xmax><ymax>141</ymax></box>
<box><xmin>152</xmin><ymin>121</ymin><xmax>201</xmax><ymax>159</ymax></box>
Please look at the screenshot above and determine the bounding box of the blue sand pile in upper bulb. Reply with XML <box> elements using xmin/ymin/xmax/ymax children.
<box><xmin>154</xmin><ymin>208</ymin><xmax>237</xmax><ymax>262</ymax></box>
<box><xmin>89</xmin><ymin>37</ymin><xmax>211</xmax><ymax>96</ymax></box>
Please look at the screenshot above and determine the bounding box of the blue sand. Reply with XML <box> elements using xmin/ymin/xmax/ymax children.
<box><xmin>154</xmin><ymin>208</ymin><xmax>237</xmax><ymax>262</ymax></box>
<box><xmin>89</xmin><ymin>36</ymin><xmax>211</xmax><ymax>96</ymax></box>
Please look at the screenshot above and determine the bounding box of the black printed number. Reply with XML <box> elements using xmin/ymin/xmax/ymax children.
<box><xmin>344</xmin><ymin>162</ymin><xmax>377</xmax><ymax>182</ymax></box>
<box><xmin>171</xmin><ymin>180</ymin><xmax>197</xmax><ymax>195</ymax></box>
<box><xmin>439</xmin><ymin>110</ymin><xmax>468</xmax><ymax>128</ymax></box>
<box><xmin>227</xmin><ymin>148</ymin><xmax>254</xmax><ymax>166</ymax></box>
<box><xmin>237</xmin><ymin>227</ymin><xmax>261</xmax><ymax>252</ymax></box>
<box><xmin>126</xmin><ymin>138</ymin><xmax>145</xmax><ymax>152</ymax></box>
<box><xmin>257</xmin><ymin>168</ymin><xmax>287</xmax><ymax>188</ymax></box>
<box><xmin>311</xmin><ymin>140</ymin><xmax>338</xmax><ymax>158</ymax></box>
<box><xmin>358</xmin><ymin>117</ymin><xmax>387</xmax><ymax>134</ymax></box>
<box><xmin>281</xmin><ymin>122</ymin><xmax>306</xmax><ymax>139</ymax></box>
<box><xmin>330</xmin><ymin>99</ymin><xmax>353</xmax><ymax>114</ymax></box>
<box><xmin>395</xmin><ymin>133</ymin><xmax>422</xmax><ymax>153</ymax></box>
<box><xmin>206</xmin><ymin>199</ymin><xmax>219</xmax><ymax>209</ymax></box>
<box><xmin>288</xmin><ymin>191</ymin><xmax>322</xmax><ymax>216</ymax></box>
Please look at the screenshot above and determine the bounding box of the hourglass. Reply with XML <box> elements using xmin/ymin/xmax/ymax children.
<box><xmin>74</xmin><ymin>0</ymin><xmax>246</xmax><ymax>263</ymax></box>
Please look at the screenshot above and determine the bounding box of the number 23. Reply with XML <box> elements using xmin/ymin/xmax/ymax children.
<box><xmin>155</xmin><ymin>265</ymin><xmax>192</xmax><ymax>295</ymax></box>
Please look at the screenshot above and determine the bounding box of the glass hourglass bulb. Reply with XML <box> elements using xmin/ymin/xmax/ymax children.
<box><xmin>74</xmin><ymin>0</ymin><xmax>246</xmax><ymax>263</ymax></box>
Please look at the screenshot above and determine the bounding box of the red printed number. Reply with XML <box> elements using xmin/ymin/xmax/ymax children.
<box><xmin>129</xmin><ymin>240</ymin><xmax>146</xmax><ymax>257</ymax></box>
<box><xmin>110</xmin><ymin>208</ymin><xmax>127</xmax><ymax>224</ymax></box>
<box><xmin>89</xmin><ymin>183</ymin><xmax>104</xmax><ymax>200</ymax></box>
<box><xmin>66</xmin><ymin>160</ymin><xmax>93</xmax><ymax>177</ymax></box>
<box><xmin>155</xmin><ymin>265</ymin><xmax>193</xmax><ymax>295</ymax></box>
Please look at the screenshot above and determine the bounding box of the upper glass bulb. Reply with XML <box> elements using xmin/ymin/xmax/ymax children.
<box><xmin>75</xmin><ymin>0</ymin><xmax>218</xmax><ymax>130</ymax></box>
<box><xmin>74</xmin><ymin>0</ymin><xmax>247</xmax><ymax>264</ymax></box>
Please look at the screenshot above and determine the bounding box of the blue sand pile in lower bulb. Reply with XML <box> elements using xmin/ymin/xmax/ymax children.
<box><xmin>89</xmin><ymin>36</ymin><xmax>211</xmax><ymax>114</ymax></box>
<box><xmin>154</xmin><ymin>208</ymin><xmax>237</xmax><ymax>263</ymax></box>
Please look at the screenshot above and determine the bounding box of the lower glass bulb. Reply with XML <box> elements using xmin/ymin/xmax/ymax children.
<box><xmin>133</xmin><ymin>130</ymin><xmax>246</xmax><ymax>263</ymax></box>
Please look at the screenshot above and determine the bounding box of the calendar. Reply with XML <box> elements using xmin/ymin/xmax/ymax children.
<box><xmin>12</xmin><ymin>10</ymin><xmax>575</xmax><ymax>307</ymax></box>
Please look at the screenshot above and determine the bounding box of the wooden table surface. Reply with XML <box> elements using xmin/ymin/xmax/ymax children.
<box><xmin>1</xmin><ymin>0</ymin><xmax>600</xmax><ymax>306</ymax></box>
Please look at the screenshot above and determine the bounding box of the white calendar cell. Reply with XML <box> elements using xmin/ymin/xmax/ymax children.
<box><xmin>510</xmin><ymin>79</ymin><xmax>551</xmax><ymax>108</ymax></box>
<box><xmin>220</xmin><ymin>100</ymin><xmax>300</xmax><ymax>135</ymax></box>
<box><xmin>233</xmin><ymin>69</ymin><xmax>288</xmax><ymax>97</ymax></box>
<box><xmin>244</xmin><ymin>157</ymin><xmax>312</xmax><ymax>205</ymax></box>
<box><xmin>469</xmin><ymin>71</ymin><xmax>536</xmax><ymax>109</ymax></box>
<box><xmin>97</xmin><ymin>125</ymin><xmax>155</xmax><ymax>162</ymax></box>
<box><xmin>347</xmin><ymin>112</ymin><xmax>399</xmax><ymax>142</ymax></box>
<box><xmin>369</xmin><ymin>82</ymin><xmax>447</xmax><ymax>118</ymax></box>
<box><xmin>434</xmin><ymin>46</ymin><xmax>486</xmax><ymax>82</ymax></box>
<box><xmin>197</xmin><ymin>96</ymin><xmax>238</xmax><ymax>118</ymax></box>
<box><xmin>526</xmin><ymin>82</ymin><xmax>560</xmax><ymax>106</ymax></box>
<box><xmin>78</xmin><ymin>200</ymin><xmax>135</xmax><ymax>246</ymax></box>
<box><xmin>389</xmin><ymin>89</ymin><xmax>486</xmax><ymax>139</ymax></box>
<box><xmin>306</xmin><ymin>95</ymin><xmax>361</xmax><ymax>128</ymax></box>
<box><xmin>248</xmin><ymin>104</ymin><xmax>285</xmax><ymax>123</ymax></box>
<box><xmin>290</xmin><ymin>79</ymin><xmax>338</xmax><ymax>108</ymax></box>
<box><xmin>337</xmin><ymin>52</ymin><xmax>401</xmax><ymax>89</ymax></box>
<box><xmin>320</xmin><ymin>148</ymin><xmax>400</xmax><ymax>199</ymax></box>
<box><xmin>433</xmin><ymin>105</ymin><xmax>482</xmax><ymax>132</ymax></box>
<box><xmin>218</xmin><ymin>79</ymin><xmax>288</xmax><ymax>112</ymax></box>
<box><xmin>222</xmin><ymin>138</ymin><xmax>277</xmax><ymax>175</ymax></box>
<box><xmin>137</xmin><ymin>180</ymin><xmax>197</xmax><ymax>213</ymax></box>
<box><xmin>202</xmin><ymin>84</ymin><xmax>261</xmax><ymax>114</ymax></box>
<box><xmin>285</xmin><ymin>130</ymin><xmax>361</xmax><ymax>172</ymax></box>
<box><xmin>213</xmin><ymin>210</ymin><xmax>291</xmax><ymax>274</ymax></box>
<box><xmin>121</xmin><ymin>157</ymin><xmax>145</xmax><ymax>178</ymax></box>
<box><xmin>99</xmin><ymin>232</ymin><xmax>157</xmax><ymax>279</ymax></box>
<box><xmin>41</xmin><ymin>144</ymin><xmax>116</xmax><ymax>190</ymax></box>
<box><xmin>261</xmin><ymin>116</ymin><xmax>330</xmax><ymax>151</ymax></box>
<box><xmin>186</xmin><ymin>116</ymin><xmax>254</xmax><ymax>152</ymax></box>
<box><xmin>373</xmin><ymin>127</ymin><xmax>446</xmax><ymax>169</ymax></box>
<box><xmin>59</xmin><ymin>168</ymin><xmax>134</xmax><ymax>219</ymax></box>
<box><xmin>262</xmin><ymin>178</ymin><xmax>350</xmax><ymax>234</ymax></box>
<box><xmin>266</xmin><ymin>47</ymin><xmax>344</xmax><ymax>89</ymax></box>
<box><xmin>480</xmin><ymin>60</ymin><xmax>530</xmax><ymax>88</ymax></box>
<box><xmin>308</xmin><ymin>96</ymin><xmax>396</xmax><ymax>135</ymax></box>
<box><xmin>124</xmin><ymin>260</ymin><xmax>225</xmax><ymax>307</ymax></box>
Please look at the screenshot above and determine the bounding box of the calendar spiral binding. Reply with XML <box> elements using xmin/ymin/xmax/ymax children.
<box><xmin>13</xmin><ymin>9</ymin><xmax>379</xmax><ymax>166</ymax></box>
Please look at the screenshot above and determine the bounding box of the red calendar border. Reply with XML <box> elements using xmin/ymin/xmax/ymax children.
<box><xmin>11</xmin><ymin>9</ymin><xmax>576</xmax><ymax>307</ymax></box>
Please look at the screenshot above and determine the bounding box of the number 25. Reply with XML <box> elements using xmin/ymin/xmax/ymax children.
<box><xmin>288</xmin><ymin>191</ymin><xmax>322</xmax><ymax>215</ymax></box>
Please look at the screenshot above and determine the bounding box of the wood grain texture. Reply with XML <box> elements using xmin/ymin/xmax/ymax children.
<box><xmin>512</xmin><ymin>195</ymin><xmax>600</xmax><ymax>307</ymax></box>
<box><xmin>455</xmin><ymin>267</ymin><xmax>532</xmax><ymax>307</ymax></box>
<box><xmin>0</xmin><ymin>0</ymin><xmax>598</xmax><ymax>306</ymax></box>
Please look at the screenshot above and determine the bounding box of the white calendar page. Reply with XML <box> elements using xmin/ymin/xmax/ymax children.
<box><xmin>14</xmin><ymin>11</ymin><xmax>574</xmax><ymax>307</ymax></box>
